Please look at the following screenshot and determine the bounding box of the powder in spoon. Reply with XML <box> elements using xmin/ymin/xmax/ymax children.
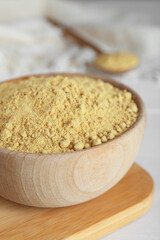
<box><xmin>0</xmin><ymin>75</ymin><xmax>138</xmax><ymax>153</ymax></box>
<box><xmin>95</xmin><ymin>52</ymin><xmax>139</xmax><ymax>73</ymax></box>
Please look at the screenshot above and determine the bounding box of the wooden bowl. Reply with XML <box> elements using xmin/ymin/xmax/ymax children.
<box><xmin>0</xmin><ymin>73</ymin><xmax>145</xmax><ymax>208</ymax></box>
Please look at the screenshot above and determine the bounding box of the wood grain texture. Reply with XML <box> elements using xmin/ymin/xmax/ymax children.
<box><xmin>0</xmin><ymin>163</ymin><xmax>154</xmax><ymax>240</ymax></box>
<box><xmin>0</xmin><ymin>73</ymin><xmax>146</xmax><ymax>207</ymax></box>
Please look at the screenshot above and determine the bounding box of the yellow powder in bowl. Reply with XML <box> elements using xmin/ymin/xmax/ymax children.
<box><xmin>0</xmin><ymin>75</ymin><xmax>138</xmax><ymax>153</ymax></box>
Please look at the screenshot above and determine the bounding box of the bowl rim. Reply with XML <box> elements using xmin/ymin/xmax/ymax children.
<box><xmin>0</xmin><ymin>72</ymin><xmax>145</xmax><ymax>156</ymax></box>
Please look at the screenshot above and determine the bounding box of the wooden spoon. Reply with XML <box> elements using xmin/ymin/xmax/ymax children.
<box><xmin>47</xmin><ymin>17</ymin><xmax>139</xmax><ymax>74</ymax></box>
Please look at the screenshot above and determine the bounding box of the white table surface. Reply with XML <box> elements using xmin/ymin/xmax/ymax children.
<box><xmin>0</xmin><ymin>0</ymin><xmax>159</xmax><ymax>239</ymax></box>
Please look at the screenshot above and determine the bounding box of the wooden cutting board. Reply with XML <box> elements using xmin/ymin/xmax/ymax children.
<box><xmin>0</xmin><ymin>163</ymin><xmax>154</xmax><ymax>240</ymax></box>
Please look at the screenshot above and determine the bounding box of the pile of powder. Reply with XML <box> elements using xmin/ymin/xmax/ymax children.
<box><xmin>95</xmin><ymin>52</ymin><xmax>139</xmax><ymax>73</ymax></box>
<box><xmin>0</xmin><ymin>75</ymin><xmax>138</xmax><ymax>153</ymax></box>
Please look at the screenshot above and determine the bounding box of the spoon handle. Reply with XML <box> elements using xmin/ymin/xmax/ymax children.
<box><xmin>47</xmin><ymin>17</ymin><xmax>102</xmax><ymax>54</ymax></box>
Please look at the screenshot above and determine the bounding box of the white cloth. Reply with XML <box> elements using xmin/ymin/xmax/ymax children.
<box><xmin>0</xmin><ymin>17</ymin><xmax>96</xmax><ymax>82</ymax></box>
